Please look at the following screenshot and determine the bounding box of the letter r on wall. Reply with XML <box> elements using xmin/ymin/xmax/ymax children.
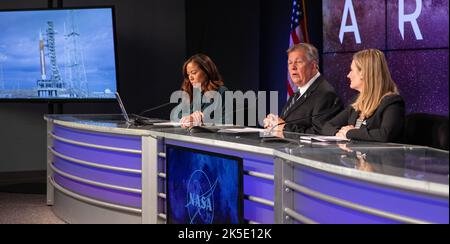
<box><xmin>399</xmin><ymin>0</ymin><xmax>423</xmax><ymax>40</ymax></box>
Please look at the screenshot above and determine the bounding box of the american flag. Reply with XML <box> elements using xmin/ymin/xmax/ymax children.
<box><xmin>287</xmin><ymin>0</ymin><xmax>309</xmax><ymax>98</ymax></box>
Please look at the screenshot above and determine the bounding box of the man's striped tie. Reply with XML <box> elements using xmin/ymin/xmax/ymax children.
<box><xmin>283</xmin><ymin>91</ymin><xmax>300</xmax><ymax>117</ymax></box>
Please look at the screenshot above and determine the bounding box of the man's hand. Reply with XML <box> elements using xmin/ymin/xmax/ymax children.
<box><xmin>264</xmin><ymin>114</ymin><xmax>284</xmax><ymax>129</ymax></box>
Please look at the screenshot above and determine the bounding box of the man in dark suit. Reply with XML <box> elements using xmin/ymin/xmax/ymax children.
<box><xmin>264</xmin><ymin>43</ymin><xmax>342</xmax><ymax>134</ymax></box>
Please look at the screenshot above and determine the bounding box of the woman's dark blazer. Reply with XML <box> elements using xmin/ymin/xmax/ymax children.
<box><xmin>322</xmin><ymin>94</ymin><xmax>405</xmax><ymax>143</ymax></box>
<box><xmin>177</xmin><ymin>86</ymin><xmax>228</xmax><ymax>123</ymax></box>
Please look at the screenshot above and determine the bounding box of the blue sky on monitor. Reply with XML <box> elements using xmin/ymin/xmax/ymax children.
<box><xmin>0</xmin><ymin>8</ymin><xmax>117</xmax><ymax>93</ymax></box>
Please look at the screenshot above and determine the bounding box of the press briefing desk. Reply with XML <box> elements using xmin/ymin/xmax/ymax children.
<box><xmin>44</xmin><ymin>115</ymin><xmax>449</xmax><ymax>224</ymax></box>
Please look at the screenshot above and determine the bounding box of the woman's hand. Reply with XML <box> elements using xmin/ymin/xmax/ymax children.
<box><xmin>191</xmin><ymin>111</ymin><xmax>204</xmax><ymax>126</ymax></box>
<box><xmin>180</xmin><ymin>112</ymin><xmax>204</xmax><ymax>128</ymax></box>
<box><xmin>180</xmin><ymin>115</ymin><xmax>191</xmax><ymax>128</ymax></box>
<box><xmin>335</xmin><ymin>125</ymin><xmax>355</xmax><ymax>139</ymax></box>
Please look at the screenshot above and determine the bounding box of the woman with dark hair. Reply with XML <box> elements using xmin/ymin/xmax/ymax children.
<box><xmin>322</xmin><ymin>49</ymin><xmax>405</xmax><ymax>142</ymax></box>
<box><xmin>178</xmin><ymin>54</ymin><xmax>228</xmax><ymax>127</ymax></box>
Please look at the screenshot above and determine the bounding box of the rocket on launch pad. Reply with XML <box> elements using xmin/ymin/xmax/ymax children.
<box><xmin>39</xmin><ymin>30</ymin><xmax>47</xmax><ymax>80</ymax></box>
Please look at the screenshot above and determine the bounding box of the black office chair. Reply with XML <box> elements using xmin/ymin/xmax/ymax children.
<box><xmin>404</xmin><ymin>113</ymin><xmax>449</xmax><ymax>150</ymax></box>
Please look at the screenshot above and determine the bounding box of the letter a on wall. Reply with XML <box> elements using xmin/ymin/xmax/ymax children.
<box><xmin>339</xmin><ymin>0</ymin><xmax>362</xmax><ymax>44</ymax></box>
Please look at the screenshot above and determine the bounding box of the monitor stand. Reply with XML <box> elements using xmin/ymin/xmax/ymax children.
<box><xmin>48</xmin><ymin>103</ymin><xmax>63</xmax><ymax>115</ymax></box>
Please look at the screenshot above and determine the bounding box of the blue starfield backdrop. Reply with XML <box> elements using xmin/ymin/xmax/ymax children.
<box><xmin>323</xmin><ymin>0</ymin><xmax>449</xmax><ymax>115</ymax></box>
<box><xmin>166</xmin><ymin>145</ymin><xmax>243</xmax><ymax>224</ymax></box>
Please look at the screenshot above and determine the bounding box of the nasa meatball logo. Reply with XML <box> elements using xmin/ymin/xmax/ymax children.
<box><xmin>185</xmin><ymin>170</ymin><xmax>218</xmax><ymax>224</ymax></box>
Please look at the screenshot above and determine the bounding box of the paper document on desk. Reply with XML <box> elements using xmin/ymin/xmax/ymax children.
<box><xmin>300</xmin><ymin>135</ymin><xmax>350</xmax><ymax>142</ymax></box>
<box><xmin>152</xmin><ymin>122</ymin><xmax>183</xmax><ymax>127</ymax></box>
<box><xmin>217</xmin><ymin>128</ymin><xmax>267</xmax><ymax>133</ymax></box>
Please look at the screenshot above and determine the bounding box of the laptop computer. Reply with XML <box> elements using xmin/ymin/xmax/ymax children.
<box><xmin>115</xmin><ymin>92</ymin><xmax>133</xmax><ymax>124</ymax></box>
<box><xmin>115</xmin><ymin>92</ymin><xmax>168</xmax><ymax>125</ymax></box>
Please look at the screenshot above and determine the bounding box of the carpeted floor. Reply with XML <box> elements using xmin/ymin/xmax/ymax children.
<box><xmin>0</xmin><ymin>182</ymin><xmax>46</xmax><ymax>194</ymax></box>
<box><xmin>0</xmin><ymin>183</ymin><xmax>65</xmax><ymax>224</ymax></box>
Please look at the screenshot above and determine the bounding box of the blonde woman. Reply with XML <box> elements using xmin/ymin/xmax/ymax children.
<box><xmin>322</xmin><ymin>49</ymin><xmax>405</xmax><ymax>142</ymax></box>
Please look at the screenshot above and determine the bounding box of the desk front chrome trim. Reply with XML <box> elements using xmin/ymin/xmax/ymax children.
<box><xmin>246</xmin><ymin>195</ymin><xmax>275</xmax><ymax>207</ymax></box>
<box><xmin>50</xmin><ymin>132</ymin><xmax>142</xmax><ymax>155</ymax></box>
<box><xmin>49</xmin><ymin>177</ymin><xmax>142</xmax><ymax>214</ymax></box>
<box><xmin>245</xmin><ymin>170</ymin><xmax>275</xmax><ymax>181</ymax></box>
<box><xmin>50</xmin><ymin>163</ymin><xmax>142</xmax><ymax>194</ymax></box>
<box><xmin>276</xmin><ymin>151</ymin><xmax>449</xmax><ymax>198</ymax></box>
<box><xmin>284</xmin><ymin>180</ymin><xmax>432</xmax><ymax>224</ymax></box>
<box><xmin>284</xmin><ymin>208</ymin><xmax>318</xmax><ymax>224</ymax></box>
<box><xmin>49</xmin><ymin>147</ymin><xmax>142</xmax><ymax>174</ymax></box>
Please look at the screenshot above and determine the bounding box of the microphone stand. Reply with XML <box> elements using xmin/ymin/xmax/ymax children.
<box><xmin>265</xmin><ymin>100</ymin><xmax>342</xmax><ymax>136</ymax></box>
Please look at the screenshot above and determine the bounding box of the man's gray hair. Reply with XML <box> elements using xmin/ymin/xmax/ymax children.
<box><xmin>287</xmin><ymin>43</ymin><xmax>319</xmax><ymax>66</ymax></box>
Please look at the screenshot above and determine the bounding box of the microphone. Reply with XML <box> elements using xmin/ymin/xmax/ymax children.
<box><xmin>193</xmin><ymin>91</ymin><xmax>262</xmax><ymax>126</ymax></box>
<box><xmin>131</xmin><ymin>101</ymin><xmax>173</xmax><ymax>126</ymax></box>
<box><xmin>138</xmin><ymin>102</ymin><xmax>172</xmax><ymax>117</ymax></box>
<box><xmin>186</xmin><ymin>93</ymin><xmax>261</xmax><ymax>132</ymax></box>
<box><xmin>266</xmin><ymin>98</ymin><xmax>341</xmax><ymax>134</ymax></box>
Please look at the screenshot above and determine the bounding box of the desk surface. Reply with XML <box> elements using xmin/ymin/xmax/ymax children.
<box><xmin>45</xmin><ymin>114</ymin><xmax>449</xmax><ymax>197</ymax></box>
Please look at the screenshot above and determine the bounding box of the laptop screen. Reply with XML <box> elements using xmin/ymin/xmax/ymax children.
<box><xmin>115</xmin><ymin>92</ymin><xmax>132</xmax><ymax>123</ymax></box>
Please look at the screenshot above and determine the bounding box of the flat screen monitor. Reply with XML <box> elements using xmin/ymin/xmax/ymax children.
<box><xmin>166</xmin><ymin>145</ymin><xmax>244</xmax><ymax>224</ymax></box>
<box><xmin>0</xmin><ymin>7</ymin><xmax>118</xmax><ymax>101</ymax></box>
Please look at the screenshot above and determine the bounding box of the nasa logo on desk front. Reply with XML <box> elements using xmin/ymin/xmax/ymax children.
<box><xmin>185</xmin><ymin>170</ymin><xmax>218</xmax><ymax>224</ymax></box>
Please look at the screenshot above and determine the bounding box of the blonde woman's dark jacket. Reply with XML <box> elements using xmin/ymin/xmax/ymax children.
<box><xmin>322</xmin><ymin>95</ymin><xmax>405</xmax><ymax>143</ymax></box>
